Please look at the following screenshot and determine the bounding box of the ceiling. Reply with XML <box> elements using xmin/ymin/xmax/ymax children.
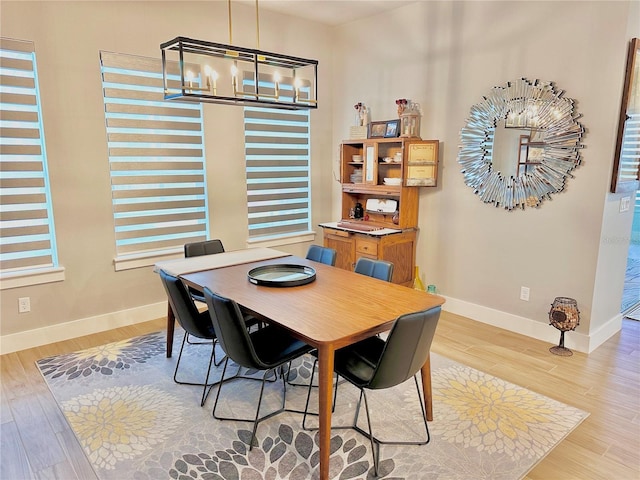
<box><xmin>239</xmin><ymin>0</ymin><xmax>413</xmax><ymax>26</ymax></box>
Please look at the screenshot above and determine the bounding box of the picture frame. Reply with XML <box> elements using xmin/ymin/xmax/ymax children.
<box><xmin>385</xmin><ymin>119</ymin><xmax>400</xmax><ymax>138</ymax></box>
<box><xmin>368</xmin><ymin>119</ymin><xmax>401</xmax><ymax>139</ymax></box>
<box><xmin>368</xmin><ymin>121</ymin><xmax>387</xmax><ymax>138</ymax></box>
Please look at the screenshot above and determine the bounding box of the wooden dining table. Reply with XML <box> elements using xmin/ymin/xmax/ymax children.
<box><xmin>178</xmin><ymin>254</ymin><xmax>445</xmax><ymax>480</ymax></box>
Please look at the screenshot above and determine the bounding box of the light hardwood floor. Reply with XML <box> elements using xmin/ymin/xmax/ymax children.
<box><xmin>1</xmin><ymin>312</ymin><xmax>639</xmax><ymax>479</ymax></box>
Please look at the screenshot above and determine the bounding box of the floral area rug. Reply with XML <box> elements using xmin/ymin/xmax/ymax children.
<box><xmin>37</xmin><ymin>330</ymin><xmax>587</xmax><ymax>480</ymax></box>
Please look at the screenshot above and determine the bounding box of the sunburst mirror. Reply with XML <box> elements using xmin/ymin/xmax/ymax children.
<box><xmin>458</xmin><ymin>78</ymin><xmax>585</xmax><ymax>210</ymax></box>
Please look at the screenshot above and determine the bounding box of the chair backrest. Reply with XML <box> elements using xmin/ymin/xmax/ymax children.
<box><xmin>184</xmin><ymin>239</ymin><xmax>225</xmax><ymax>258</ymax></box>
<box><xmin>203</xmin><ymin>287</ymin><xmax>264</xmax><ymax>370</ymax></box>
<box><xmin>368</xmin><ymin>306</ymin><xmax>441</xmax><ymax>390</ymax></box>
<box><xmin>306</xmin><ymin>245</ymin><xmax>337</xmax><ymax>266</ymax></box>
<box><xmin>159</xmin><ymin>270</ymin><xmax>215</xmax><ymax>340</ymax></box>
<box><xmin>354</xmin><ymin>257</ymin><xmax>394</xmax><ymax>282</ymax></box>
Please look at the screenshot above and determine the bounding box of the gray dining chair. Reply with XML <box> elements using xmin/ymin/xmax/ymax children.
<box><xmin>354</xmin><ymin>257</ymin><xmax>394</xmax><ymax>282</ymax></box>
<box><xmin>203</xmin><ymin>287</ymin><xmax>313</xmax><ymax>449</ymax></box>
<box><xmin>306</xmin><ymin>245</ymin><xmax>337</xmax><ymax>266</ymax></box>
<box><xmin>303</xmin><ymin>305</ymin><xmax>441</xmax><ymax>476</ymax></box>
<box><xmin>159</xmin><ymin>269</ymin><xmax>221</xmax><ymax>407</ymax></box>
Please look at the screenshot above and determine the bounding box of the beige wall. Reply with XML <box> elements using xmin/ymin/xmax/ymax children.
<box><xmin>331</xmin><ymin>1</ymin><xmax>638</xmax><ymax>351</ymax></box>
<box><xmin>1</xmin><ymin>0</ymin><xmax>638</xmax><ymax>354</ymax></box>
<box><xmin>0</xmin><ymin>1</ymin><xmax>334</xmax><ymax>343</ymax></box>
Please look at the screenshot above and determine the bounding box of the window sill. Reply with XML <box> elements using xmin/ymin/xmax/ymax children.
<box><xmin>113</xmin><ymin>248</ymin><xmax>183</xmax><ymax>271</ymax></box>
<box><xmin>246</xmin><ymin>231</ymin><xmax>316</xmax><ymax>249</ymax></box>
<box><xmin>0</xmin><ymin>267</ymin><xmax>65</xmax><ymax>290</ymax></box>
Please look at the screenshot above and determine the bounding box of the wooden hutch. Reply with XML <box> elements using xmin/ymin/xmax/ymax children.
<box><xmin>320</xmin><ymin>137</ymin><xmax>438</xmax><ymax>286</ymax></box>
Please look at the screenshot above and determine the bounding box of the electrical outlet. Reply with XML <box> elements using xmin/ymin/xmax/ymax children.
<box><xmin>520</xmin><ymin>286</ymin><xmax>530</xmax><ymax>301</ymax></box>
<box><xmin>18</xmin><ymin>297</ymin><xmax>31</xmax><ymax>313</ymax></box>
<box><xmin>620</xmin><ymin>196</ymin><xmax>631</xmax><ymax>212</ymax></box>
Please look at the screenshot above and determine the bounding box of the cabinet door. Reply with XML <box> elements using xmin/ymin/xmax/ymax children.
<box><xmin>324</xmin><ymin>231</ymin><xmax>355</xmax><ymax>270</ymax></box>
<box><xmin>405</xmin><ymin>140</ymin><xmax>439</xmax><ymax>187</ymax></box>
<box><xmin>364</xmin><ymin>143</ymin><xmax>378</xmax><ymax>185</ymax></box>
<box><xmin>380</xmin><ymin>234</ymin><xmax>416</xmax><ymax>286</ymax></box>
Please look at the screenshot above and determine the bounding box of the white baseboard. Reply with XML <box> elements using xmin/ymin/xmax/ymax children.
<box><xmin>441</xmin><ymin>296</ymin><xmax>622</xmax><ymax>354</ymax></box>
<box><xmin>0</xmin><ymin>296</ymin><xmax>623</xmax><ymax>356</ymax></box>
<box><xmin>586</xmin><ymin>312</ymin><xmax>623</xmax><ymax>353</ymax></box>
<box><xmin>0</xmin><ymin>302</ymin><xmax>167</xmax><ymax>355</ymax></box>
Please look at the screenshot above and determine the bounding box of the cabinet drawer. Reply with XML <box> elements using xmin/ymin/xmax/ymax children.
<box><xmin>325</xmin><ymin>228</ymin><xmax>351</xmax><ymax>238</ymax></box>
<box><xmin>356</xmin><ymin>239</ymin><xmax>378</xmax><ymax>256</ymax></box>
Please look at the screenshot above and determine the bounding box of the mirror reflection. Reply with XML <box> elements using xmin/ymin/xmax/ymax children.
<box><xmin>458</xmin><ymin>78</ymin><xmax>585</xmax><ymax>210</ymax></box>
<box><xmin>491</xmin><ymin>120</ymin><xmax>546</xmax><ymax>178</ymax></box>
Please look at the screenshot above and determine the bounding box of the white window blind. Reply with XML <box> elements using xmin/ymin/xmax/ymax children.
<box><xmin>100</xmin><ymin>51</ymin><xmax>209</xmax><ymax>261</ymax></box>
<box><xmin>0</xmin><ymin>38</ymin><xmax>59</xmax><ymax>275</ymax></box>
<box><xmin>618</xmin><ymin>113</ymin><xmax>640</xmax><ymax>183</ymax></box>
<box><xmin>244</xmin><ymin>76</ymin><xmax>311</xmax><ymax>240</ymax></box>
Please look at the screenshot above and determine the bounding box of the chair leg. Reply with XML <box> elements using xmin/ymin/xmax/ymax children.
<box><xmin>351</xmin><ymin>375</ymin><xmax>432</xmax><ymax>476</ymax></box>
<box><xmin>360</xmin><ymin>389</ymin><xmax>380</xmax><ymax>476</ymax></box>
<box><xmin>186</xmin><ymin>333</ymin><xmax>227</xmax><ymax>367</ymax></box>
<box><xmin>302</xmin><ymin>359</ymin><xmax>338</xmax><ymax>431</ymax></box>
<box><xmin>285</xmin><ymin>353</ymin><xmax>318</xmax><ymax>387</ymax></box>
<box><xmin>172</xmin><ymin>332</ymin><xmax>189</xmax><ymax>384</ymax></box>
<box><xmin>285</xmin><ymin>359</ymin><xmax>308</xmax><ymax>387</ymax></box>
<box><xmin>413</xmin><ymin>375</ymin><xmax>431</xmax><ymax>443</ymax></box>
<box><xmin>173</xmin><ymin>332</ymin><xmax>222</xmax><ymax>406</ymax></box>
<box><xmin>186</xmin><ymin>333</ymin><xmax>208</xmax><ymax>345</ymax></box>
<box><xmin>248</xmin><ymin>371</ymin><xmax>269</xmax><ymax>449</ymax></box>
<box><xmin>212</xmin><ymin>362</ymin><xmax>290</xmax><ymax>450</ymax></box>
<box><xmin>302</xmin><ymin>358</ymin><xmax>317</xmax><ymax>430</ymax></box>
<box><xmin>200</xmin><ymin>343</ymin><xmax>216</xmax><ymax>407</ymax></box>
<box><xmin>212</xmin><ymin>357</ymin><xmax>232</xmax><ymax>422</ymax></box>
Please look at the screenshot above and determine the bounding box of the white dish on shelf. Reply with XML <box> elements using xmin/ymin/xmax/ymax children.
<box><xmin>351</xmin><ymin>155</ymin><xmax>362</xmax><ymax>163</ymax></box>
<box><xmin>383</xmin><ymin>178</ymin><xmax>402</xmax><ymax>186</ymax></box>
<box><xmin>382</xmin><ymin>157</ymin><xmax>393</xmax><ymax>163</ymax></box>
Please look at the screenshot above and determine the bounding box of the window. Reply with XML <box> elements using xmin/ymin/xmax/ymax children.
<box><xmin>100</xmin><ymin>52</ymin><xmax>209</xmax><ymax>270</ymax></box>
<box><xmin>0</xmin><ymin>37</ymin><xmax>63</xmax><ymax>289</ymax></box>
<box><xmin>244</xmin><ymin>76</ymin><xmax>312</xmax><ymax>243</ymax></box>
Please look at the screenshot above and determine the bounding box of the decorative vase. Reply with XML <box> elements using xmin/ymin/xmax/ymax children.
<box><xmin>361</xmin><ymin>106</ymin><xmax>369</xmax><ymax>126</ymax></box>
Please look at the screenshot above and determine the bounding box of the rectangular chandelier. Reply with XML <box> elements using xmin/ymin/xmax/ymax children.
<box><xmin>161</xmin><ymin>36</ymin><xmax>318</xmax><ymax>110</ymax></box>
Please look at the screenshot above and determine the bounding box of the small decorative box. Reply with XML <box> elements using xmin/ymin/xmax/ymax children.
<box><xmin>349</xmin><ymin>126</ymin><xmax>368</xmax><ymax>140</ymax></box>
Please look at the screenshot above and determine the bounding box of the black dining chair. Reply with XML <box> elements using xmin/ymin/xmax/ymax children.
<box><xmin>203</xmin><ymin>287</ymin><xmax>313</xmax><ymax>449</ymax></box>
<box><xmin>184</xmin><ymin>239</ymin><xmax>225</xmax><ymax>303</ymax></box>
<box><xmin>159</xmin><ymin>269</ymin><xmax>222</xmax><ymax>407</ymax></box>
<box><xmin>305</xmin><ymin>245</ymin><xmax>337</xmax><ymax>266</ymax></box>
<box><xmin>184</xmin><ymin>238</ymin><xmax>225</xmax><ymax>257</ymax></box>
<box><xmin>303</xmin><ymin>306</ymin><xmax>441</xmax><ymax>476</ymax></box>
<box><xmin>354</xmin><ymin>257</ymin><xmax>394</xmax><ymax>282</ymax></box>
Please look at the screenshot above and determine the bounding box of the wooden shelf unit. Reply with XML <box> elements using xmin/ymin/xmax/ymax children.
<box><xmin>322</xmin><ymin>137</ymin><xmax>439</xmax><ymax>286</ymax></box>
